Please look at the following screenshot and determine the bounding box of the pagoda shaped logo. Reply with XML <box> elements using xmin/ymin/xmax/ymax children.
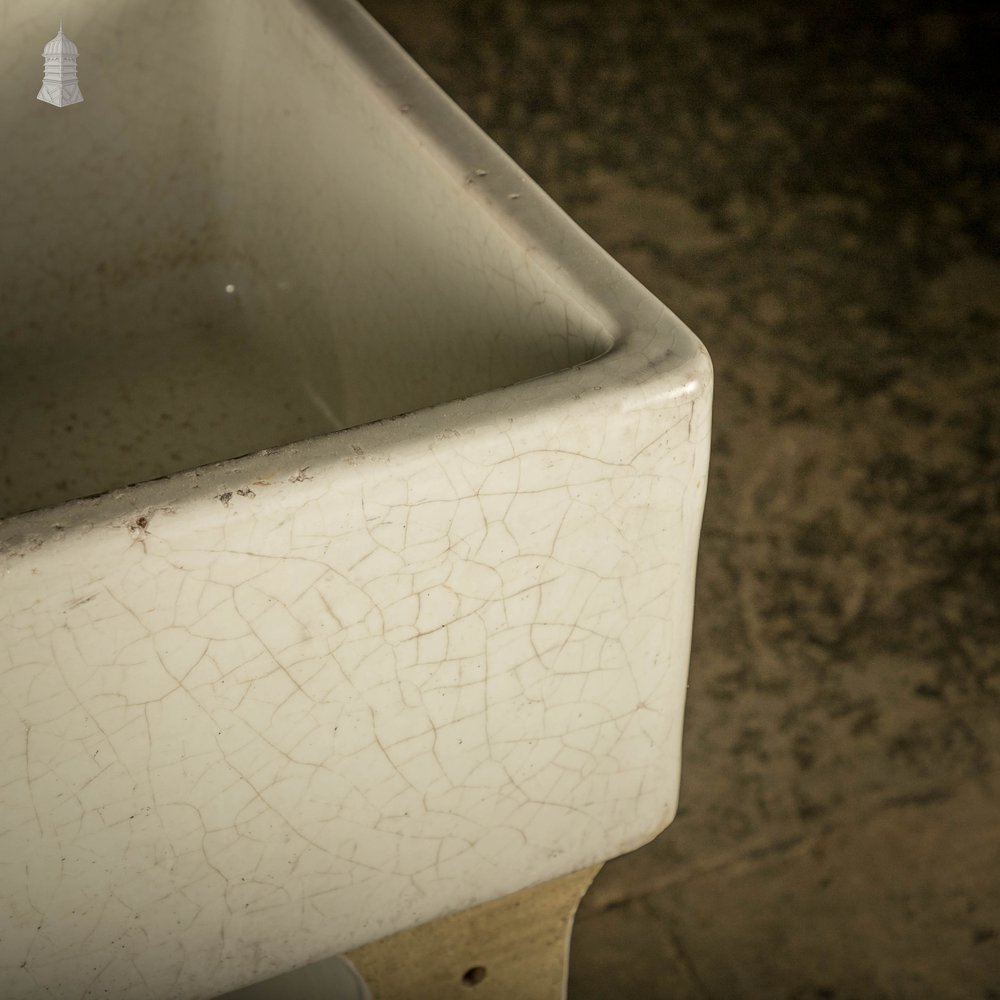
<box><xmin>38</xmin><ymin>19</ymin><xmax>83</xmax><ymax>108</ymax></box>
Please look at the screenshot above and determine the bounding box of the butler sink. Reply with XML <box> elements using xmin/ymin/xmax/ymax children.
<box><xmin>0</xmin><ymin>1</ymin><xmax>712</xmax><ymax>997</ymax></box>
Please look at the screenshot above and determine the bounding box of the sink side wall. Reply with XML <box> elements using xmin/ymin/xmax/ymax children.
<box><xmin>214</xmin><ymin>0</ymin><xmax>611</xmax><ymax>430</ymax></box>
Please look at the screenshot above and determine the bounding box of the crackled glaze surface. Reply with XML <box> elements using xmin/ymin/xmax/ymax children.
<box><xmin>0</xmin><ymin>2</ymin><xmax>711</xmax><ymax>998</ymax></box>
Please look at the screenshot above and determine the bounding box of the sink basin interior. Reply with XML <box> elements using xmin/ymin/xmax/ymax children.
<box><xmin>0</xmin><ymin>0</ymin><xmax>611</xmax><ymax>520</ymax></box>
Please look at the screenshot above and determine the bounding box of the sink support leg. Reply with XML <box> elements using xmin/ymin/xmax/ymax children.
<box><xmin>346</xmin><ymin>865</ymin><xmax>602</xmax><ymax>1000</ymax></box>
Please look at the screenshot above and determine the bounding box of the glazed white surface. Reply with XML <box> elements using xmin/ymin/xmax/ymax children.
<box><xmin>0</xmin><ymin>1</ymin><xmax>712</xmax><ymax>998</ymax></box>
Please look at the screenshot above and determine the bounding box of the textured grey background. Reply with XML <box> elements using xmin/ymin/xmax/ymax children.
<box><xmin>361</xmin><ymin>2</ymin><xmax>999</xmax><ymax>997</ymax></box>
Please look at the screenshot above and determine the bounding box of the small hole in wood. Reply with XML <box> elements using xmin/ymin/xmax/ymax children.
<box><xmin>462</xmin><ymin>966</ymin><xmax>487</xmax><ymax>986</ymax></box>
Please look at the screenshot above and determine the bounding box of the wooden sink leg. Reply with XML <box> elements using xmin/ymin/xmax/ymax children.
<box><xmin>346</xmin><ymin>865</ymin><xmax>602</xmax><ymax>1000</ymax></box>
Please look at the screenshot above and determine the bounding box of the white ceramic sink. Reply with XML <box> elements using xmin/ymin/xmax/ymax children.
<box><xmin>0</xmin><ymin>1</ymin><xmax>712</xmax><ymax>997</ymax></box>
